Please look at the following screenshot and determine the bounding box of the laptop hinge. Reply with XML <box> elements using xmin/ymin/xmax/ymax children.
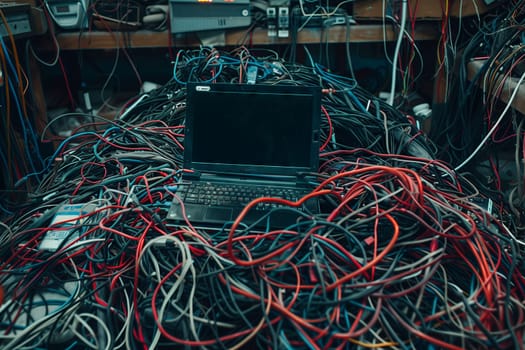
<box><xmin>184</xmin><ymin>171</ymin><xmax>315</xmax><ymax>188</ymax></box>
<box><xmin>295</xmin><ymin>173</ymin><xmax>316</xmax><ymax>187</ymax></box>
<box><xmin>182</xmin><ymin>170</ymin><xmax>201</xmax><ymax>181</ymax></box>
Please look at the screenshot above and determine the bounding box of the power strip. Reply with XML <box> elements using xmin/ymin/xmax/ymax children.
<box><xmin>40</xmin><ymin>203</ymin><xmax>97</xmax><ymax>251</ymax></box>
<box><xmin>0</xmin><ymin>2</ymin><xmax>32</xmax><ymax>38</ymax></box>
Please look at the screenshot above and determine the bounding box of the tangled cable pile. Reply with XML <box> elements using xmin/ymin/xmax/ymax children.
<box><xmin>1</xmin><ymin>47</ymin><xmax>524</xmax><ymax>349</ymax></box>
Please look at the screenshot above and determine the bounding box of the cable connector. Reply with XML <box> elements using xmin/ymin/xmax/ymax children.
<box><xmin>412</xmin><ymin>103</ymin><xmax>432</xmax><ymax>120</ymax></box>
<box><xmin>323</xmin><ymin>14</ymin><xmax>354</xmax><ymax>27</ymax></box>
<box><xmin>322</xmin><ymin>88</ymin><xmax>337</xmax><ymax>94</ymax></box>
<box><xmin>246</xmin><ymin>65</ymin><xmax>258</xmax><ymax>84</ymax></box>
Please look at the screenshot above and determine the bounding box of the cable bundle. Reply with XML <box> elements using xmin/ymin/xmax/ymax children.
<box><xmin>0</xmin><ymin>10</ymin><xmax>45</xmax><ymax>212</ymax></box>
<box><xmin>0</xmin><ymin>47</ymin><xmax>523</xmax><ymax>349</ymax></box>
<box><xmin>430</xmin><ymin>1</ymin><xmax>525</xmax><ymax>233</ymax></box>
<box><xmin>1</xmin><ymin>149</ymin><xmax>524</xmax><ymax>349</ymax></box>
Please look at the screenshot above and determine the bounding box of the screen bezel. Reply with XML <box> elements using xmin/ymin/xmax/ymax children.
<box><xmin>183</xmin><ymin>82</ymin><xmax>321</xmax><ymax>177</ymax></box>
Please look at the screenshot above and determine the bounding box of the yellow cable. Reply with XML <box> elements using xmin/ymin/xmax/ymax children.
<box><xmin>0</xmin><ymin>9</ymin><xmax>11</xmax><ymax>185</ymax></box>
<box><xmin>0</xmin><ymin>8</ymin><xmax>28</xmax><ymax>118</ymax></box>
<box><xmin>348</xmin><ymin>338</ymin><xmax>399</xmax><ymax>348</ymax></box>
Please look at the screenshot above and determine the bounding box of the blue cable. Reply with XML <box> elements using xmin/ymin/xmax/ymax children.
<box><xmin>314</xmin><ymin>63</ymin><xmax>358</xmax><ymax>89</ymax></box>
<box><xmin>173</xmin><ymin>52</ymin><xmax>274</xmax><ymax>84</ymax></box>
<box><xmin>0</xmin><ymin>36</ymin><xmax>20</xmax><ymax>85</ymax></box>
<box><xmin>312</xmin><ymin>235</ymin><xmax>362</xmax><ymax>264</ymax></box>
<box><xmin>49</xmin><ymin>131</ymin><xmax>100</xmax><ymax>169</ymax></box>
<box><xmin>279</xmin><ymin>330</ymin><xmax>295</xmax><ymax>350</ymax></box>
<box><xmin>294</xmin><ymin>326</ymin><xmax>318</xmax><ymax>350</ymax></box>
<box><xmin>314</xmin><ymin>63</ymin><xmax>370</xmax><ymax>114</ymax></box>
<box><xmin>0</xmin><ymin>36</ymin><xmax>46</xmax><ymax>180</ymax></box>
<box><xmin>7</xmin><ymin>76</ymin><xmax>43</xmax><ymax>173</ymax></box>
<box><xmin>92</xmin><ymin>126</ymin><xmax>121</xmax><ymax>161</ymax></box>
<box><xmin>0</xmin><ymin>143</ymin><xmax>10</xmax><ymax>181</ymax></box>
<box><xmin>0</xmin><ymin>202</ymin><xmax>13</xmax><ymax>216</ymax></box>
<box><xmin>64</xmin><ymin>341</ymin><xmax>79</xmax><ymax>350</ymax></box>
<box><xmin>427</xmin><ymin>294</ymin><xmax>439</xmax><ymax>350</ymax></box>
<box><xmin>173</xmin><ymin>54</ymin><xmax>208</xmax><ymax>84</ymax></box>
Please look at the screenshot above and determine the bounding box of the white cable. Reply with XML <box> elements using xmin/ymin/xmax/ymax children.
<box><xmin>28</xmin><ymin>36</ymin><xmax>60</xmax><ymax>67</ymax></box>
<box><xmin>147</xmin><ymin>235</ymin><xmax>196</xmax><ymax>347</ymax></box>
<box><xmin>298</xmin><ymin>0</ymin><xmax>354</xmax><ymax>18</ymax></box>
<box><xmin>99</xmin><ymin>36</ymin><xmax>122</xmax><ymax>113</ymax></box>
<box><xmin>73</xmin><ymin>313</ymin><xmax>112</xmax><ymax>350</ymax></box>
<box><xmin>382</xmin><ymin>15</ymin><xmax>424</xmax><ymax>83</ymax></box>
<box><xmin>118</xmin><ymin>93</ymin><xmax>149</xmax><ymax>121</ymax></box>
<box><xmin>378</xmin><ymin>109</ymin><xmax>391</xmax><ymax>154</ymax></box>
<box><xmin>1</xmin><ymin>255</ymin><xmax>83</xmax><ymax>349</ymax></box>
<box><xmin>387</xmin><ymin>0</ymin><xmax>408</xmax><ymax>106</ymax></box>
<box><xmin>114</xmin><ymin>278</ymin><xmax>132</xmax><ymax>350</ymax></box>
<box><xmin>454</xmin><ymin>71</ymin><xmax>525</xmax><ymax>172</ymax></box>
<box><xmin>71</xmin><ymin>314</ymin><xmax>99</xmax><ymax>349</ymax></box>
<box><xmin>501</xmin><ymin>221</ymin><xmax>525</xmax><ymax>246</ymax></box>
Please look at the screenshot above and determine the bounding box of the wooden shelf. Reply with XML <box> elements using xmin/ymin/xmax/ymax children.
<box><xmin>29</xmin><ymin>23</ymin><xmax>440</xmax><ymax>136</ymax></box>
<box><xmin>468</xmin><ymin>59</ymin><xmax>525</xmax><ymax>115</ymax></box>
<box><xmin>40</xmin><ymin>23</ymin><xmax>439</xmax><ymax>50</ymax></box>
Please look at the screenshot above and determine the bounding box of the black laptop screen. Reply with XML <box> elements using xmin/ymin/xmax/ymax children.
<box><xmin>184</xmin><ymin>83</ymin><xmax>321</xmax><ymax>176</ymax></box>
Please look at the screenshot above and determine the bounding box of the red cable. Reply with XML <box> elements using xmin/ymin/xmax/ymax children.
<box><xmin>58</xmin><ymin>56</ymin><xmax>76</xmax><ymax>110</ymax></box>
<box><xmin>320</xmin><ymin>105</ymin><xmax>332</xmax><ymax>151</ymax></box>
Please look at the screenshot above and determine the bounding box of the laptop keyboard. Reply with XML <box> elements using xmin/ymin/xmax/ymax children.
<box><xmin>177</xmin><ymin>182</ymin><xmax>309</xmax><ymax>210</ymax></box>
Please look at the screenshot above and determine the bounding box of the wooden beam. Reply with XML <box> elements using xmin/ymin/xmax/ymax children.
<box><xmin>35</xmin><ymin>24</ymin><xmax>439</xmax><ymax>51</ymax></box>
<box><xmin>468</xmin><ymin>59</ymin><xmax>525</xmax><ymax>115</ymax></box>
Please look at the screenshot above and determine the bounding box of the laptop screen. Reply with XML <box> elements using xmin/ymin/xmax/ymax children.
<box><xmin>184</xmin><ymin>82</ymin><xmax>321</xmax><ymax>177</ymax></box>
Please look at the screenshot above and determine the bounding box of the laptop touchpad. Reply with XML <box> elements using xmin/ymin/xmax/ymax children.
<box><xmin>205</xmin><ymin>207</ymin><xmax>233</xmax><ymax>221</ymax></box>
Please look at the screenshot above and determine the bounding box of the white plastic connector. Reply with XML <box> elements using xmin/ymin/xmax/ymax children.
<box><xmin>413</xmin><ymin>103</ymin><xmax>432</xmax><ymax>119</ymax></box>
<box><xmin>378</xmin><ymin>91</ymin><xmax>391</xmax><ymax>101</ymax></box>
<box><xmin>141</xmin><ymin>81</ymin><xmax>161</xmax><ymax>93</ymax></box>
<box><xmin>83</xmin><ymin>91</ymin><xmax>92</xmax><ymax>112</ymax></box>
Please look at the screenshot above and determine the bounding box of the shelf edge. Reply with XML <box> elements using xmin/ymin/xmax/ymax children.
<box><xmin>36</xmin><ymin>24</ymin><xmax>439</xmax><ymax>51</ymax></box>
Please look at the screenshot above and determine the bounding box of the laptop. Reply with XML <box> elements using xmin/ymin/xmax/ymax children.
<box><xmin>167</xmin><ymin>82</ymin><xmax>322</xmax><ymax>228</ymax></box>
